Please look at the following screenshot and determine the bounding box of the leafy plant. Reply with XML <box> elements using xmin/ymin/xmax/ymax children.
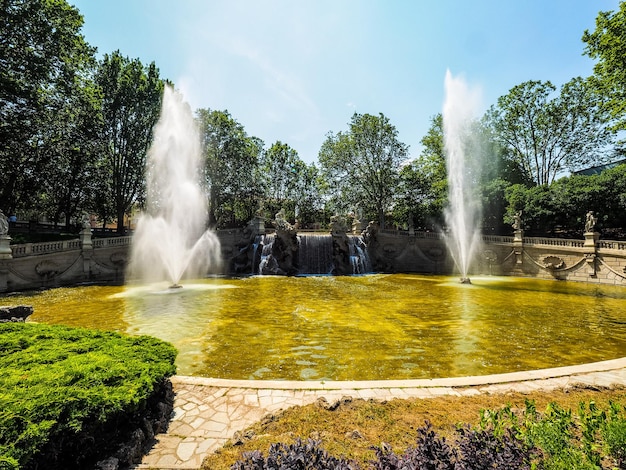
<box><xmin>232</xmin><ymin>439</ymin><xmax>358</xmax><ymax>470</ymax></box>
<box><xmin>455</xmin><ymin>426</ymin><xmax>532</xmax><ymax>470</ymax></box>
<box><xmin>601</xmin><ymin>401</ymin><xmax>626</xmax><ymax>469</ymax></box>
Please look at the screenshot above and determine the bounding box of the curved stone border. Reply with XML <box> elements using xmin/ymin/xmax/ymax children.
<box><xmin>137</xmin><ymin>358</ymin><xmax>626</xmax><ymax>470</ymax></box>
<box><xmin>173</xmin><ymin>357</ymin><xmax>626</xmax><ymax>390</ymax></box>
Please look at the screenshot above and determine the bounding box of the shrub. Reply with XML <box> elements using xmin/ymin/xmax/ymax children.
<box><xmin>231</xmin><ymin>439</ymin><xmax>358</xmax><ymax>470</ymax></box>
<box><xmin>0</xmin><ymin>322</ymin><xmax>177</xmax><ymax>469</ymax></box>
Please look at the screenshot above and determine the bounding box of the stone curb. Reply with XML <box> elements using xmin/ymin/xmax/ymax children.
<box><xmin>135</xmin><ymin>357</ymin><xmax>626</xmax><ymax>470</ymax></box>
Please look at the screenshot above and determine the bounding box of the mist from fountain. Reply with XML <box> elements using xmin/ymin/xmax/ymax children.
<box><xmin>126</xmin><ymin>86</ymin><xmax>221</xmax><ymax>286</ymax></box>
<box><xmin>442</xmin><ymin>70</ymin><xmax>483</xmax><ymax>282</ymax></box>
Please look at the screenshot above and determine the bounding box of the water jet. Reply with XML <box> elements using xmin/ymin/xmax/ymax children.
<box><xmin>126</xmin><ymin>86</ymin><xmax>221</xmax><ymax>286</ymax></box>
<box><xmin>443</xmin><ymin>70</ymin><xmax>483</xmax><ymax>283</ymax></box>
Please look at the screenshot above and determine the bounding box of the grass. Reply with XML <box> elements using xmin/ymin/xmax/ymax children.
<box><xmin>202</xmin><ymin>385</ymin><xmax>626</xmax><ymax>469</ymax></box>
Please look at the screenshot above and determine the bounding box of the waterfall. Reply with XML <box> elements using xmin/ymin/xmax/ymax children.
<box><xmin>298</xmin><ymin>234</ymin><xmax>334</xmax><ymax>274</ymax></box>
<box><xmin>257</xmin><ymin>234</ymin><xmax>275</xmax><ymax>274</ymax></box>
<box><xmin>349</xmin><ymin>235</ymin><xmax>372</xmax><ymax>274</ymax></box>
<box><xmin>255</xmin><ymin>233</ymin><xmax>373</xmax><ymax>275</ymax></box>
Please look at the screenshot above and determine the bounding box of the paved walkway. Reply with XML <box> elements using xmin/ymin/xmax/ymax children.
<box><xmin>134</xmin><ymin>357</ymin><xmax>626</xmax><ymax>470</ymax></box>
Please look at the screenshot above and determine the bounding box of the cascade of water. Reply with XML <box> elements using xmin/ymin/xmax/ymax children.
<box><xmin>298</xmin><ymin>234</ymin><xmax>334</xmax><ymax>274</ymax></box>
<box><xmin>126</xmin><ymin>86</ymin><xmax>221</xmax><ymax>286</ymax></box>
<box><xmin>257</xmin><ymin>234</ymin><xmax>275</xmax><ymax>274</ymax></box>
<box><xmin>349</xmin><ymin>235</ymin><xmax>372</xmax><ymax>274</ymax></box>
<box><xmin>251</xmin><ymin>234</ymin><xmax>263</xmax><ymax>275</ymax></box>
<box><xmin>255</xmin><ymin>233</ymin><xmax>373</xmax><ymax>276</ymax></box>
<box><xmin>442</xmin><ymin>70</ymin><xmax>483</xmax><ymax>281</ymax></box>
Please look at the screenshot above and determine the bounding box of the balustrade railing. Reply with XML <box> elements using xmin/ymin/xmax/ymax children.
<box><xmin>523</xmin><ymin>237</ymin><xmax>585</xmax><ymax>248</ymax></box>
<box><xmin>92</xmin><ymin>236</ymin><xmax>132</xmax><ymax>248</ymax></box>
<box><xmin>597</xmin><ymin>240</ymin><xmax>626</xmax><ymax>250</ymax></box>
<box><xmin>10</xmin><ymin>236</ymin><xmax>132</xmax><ymax>258</ymax></box>
<box><xmin>6</xmin><ymin>230</ymin><xmax>626</xmax><ymax>259</ymax></box>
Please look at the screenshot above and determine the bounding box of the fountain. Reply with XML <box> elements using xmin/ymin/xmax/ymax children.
<box><xmin>3</xmin><ymin>73</ymin><xmax>625</xmax><ymax>384</ymax></box>
<box><xmin>443</xmin><ymin>70</ymin><xmax>484</xmax><ymax>283</ymax></box>
<box><xmin>126</xmin><ymin>86</ymin><xmax>221</xmax><ymax>287</ymax></box>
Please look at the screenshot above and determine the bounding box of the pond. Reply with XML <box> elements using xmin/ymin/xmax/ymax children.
<box><xmin>5</xmin><ymin>274</ymin><xmax>626</xmax><ymax>381</ymax></box>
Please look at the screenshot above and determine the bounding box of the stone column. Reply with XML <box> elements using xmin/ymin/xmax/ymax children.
<box><xmin>584</xmin><ymin>231</ymin><xmax>599</xmax><ymax>276</ymax></box>
<box><xmin>0</xmin><ymin>236</ymin><xmax>11</xmax><ymax>293</ymax></box>
<box><xmin>513</xmin><ymin>228</ymin><xmax>524</xmax><ymax>264</ymax></box>
<box><xmin>0</xmin><ymin>235</ymin><xmax>12</xmax><ymax>260</ymax></box>
<box><xmin>80</xmin><ymin>227</ymin><xmax>93</xmax><ymax>275</ymax></box>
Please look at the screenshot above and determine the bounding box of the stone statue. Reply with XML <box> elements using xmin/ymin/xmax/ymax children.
<box><xmin>329</xmin><ymin>213</ymin><xmax>348</xmax><ymax>235</ymax></box>
<box><xmin>0</xmin><ymin>210</ymin><xmax>8</xmax><ymax>236</ymax></box>
<box><xmin>82</xmin><ymin>214</ymin><xmax>92</xmax><ymax>230</ymax></box>
<box><xmin>512</xmin><ymin>211</ymin><xmax>522</xmax><ymax>231</ymax></box>
<box><xmin>274</xmin><ymin>208</ymin><xmax>291</xmax><ymax>231</ymax></box>
<box><xmin>585</xmin><ymin>211</ymin><xmax>597</xmax><ymax>233</ymax></box>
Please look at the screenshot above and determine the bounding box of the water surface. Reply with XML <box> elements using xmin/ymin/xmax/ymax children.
<box><xmin>5</xmin><ymin>274</ymin><xmax>626</xmax><ymax>381</ymax></box>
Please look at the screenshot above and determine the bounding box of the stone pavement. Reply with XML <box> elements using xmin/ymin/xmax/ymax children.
<box><xmin>134</xmin><ymin>357</ymin><xmax>626</xmax><ymax>470</ymax></box>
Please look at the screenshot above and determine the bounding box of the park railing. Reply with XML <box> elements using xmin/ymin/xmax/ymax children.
<box><xmin>10</xmin><ymin>236</ymin><xmax>132</xmax><ymax>258</ymax></box>
<box><xmin>11</xmin><ymin>240</ymin><xmax>82</xmax><ymax>258</ymax></box>
<box><xmin>523</xmin><ymin>237</ymin><xmax>586</xmax><ymax>248</ymax></box>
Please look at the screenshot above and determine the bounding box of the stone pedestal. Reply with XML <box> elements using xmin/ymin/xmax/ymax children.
<box><xmin>80</xmin><ymin>228</ymin><xmax>93</xmax><ymax>275</ymax></box>
<box><xmin>250</xmin><ymin>216</ymin><xmax>265</xmax><ymax>234</ymax></box>
<box><xmin>584</xmin><ymin>231</ymin><xmax>599</xmax><ymax>249</ymax></box>
<box><xmin>584</xmin><ymin>231</ymin><xmax>599</xmax><ymax>275</ymax></box>
<box><xmin>0</xmin><ymin>236</ymin><xmax>12</xmax><ymax>260</ymax></box>
<box><xmin>513</xmin><ymin>229</ymin><xmax>523</xmax><ymax>264</ymax></box>
<box><xmin>80</xmin><ymin>228</ymin><xmax>92</xmax><ymax>249</ymax></box>
<box><xmin>352</xmin><ymin>219</ymin><xmax>367</xmax><ymax>234</ymax></box>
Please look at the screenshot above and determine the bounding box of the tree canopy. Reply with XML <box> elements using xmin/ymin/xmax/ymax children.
<box><xmin>197</xmin><ymin>108</ymin><xmax>264</xmax><ymax>227</ymax></box>
<box><xmin>94</xmin><ymin>51</ymin><xmax>165</xmax><ymax>232</ymax></box>
<box><xmin>583</xmin><ymin>1</ymin><xmax>626</xmax><ymax>133</ymax></box>
<box><xmin>485</xmin><ymin>78</ymin><xmax>614</xmax><ymax>186</ymax></box>
<box><xmin>0</xmin><ymin>0</ymin><xmax>95</xmax><ymax>218</ymax></box>
<box><xmin>319</xmin><ymin>112</ymin><xmax>408</xmax><ymax>228</ymax></box>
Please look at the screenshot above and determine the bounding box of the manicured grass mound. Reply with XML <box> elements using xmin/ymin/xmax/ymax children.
<box><xmin>0</xmin><ymin>322</ymin><xmax>177</xmax><ymax>469</ymax></box>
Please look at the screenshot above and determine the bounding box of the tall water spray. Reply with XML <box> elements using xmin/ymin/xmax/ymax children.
<box><xmin>443</xmin><ymin>70</ymin><xmax>483</xmax><ymax>282</ymax></box>
<box><xmin>126</xmin><ymin>86</ymin><xmax>221</xmax><ymax>286</ymax></box>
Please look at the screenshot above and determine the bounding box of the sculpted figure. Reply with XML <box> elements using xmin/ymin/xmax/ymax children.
<box><xmin>0</xmin><ymin>210</ymin><xmax>8</xmax><ymax>236</ymax></box>
<box><xmin>512</xmin><ymin>211</ymin><xmax>522</xmax><ymax>231</ymax></box>
<box><xmin>585</xmin><ymin>211</ymin><xmax>597</xmax><ymax>233</ymax></box>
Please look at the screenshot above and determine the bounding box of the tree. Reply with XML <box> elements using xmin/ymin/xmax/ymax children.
<box><xmin>319</xmin><ymin>112</ymin><xmax>408</xmax><ymax>228</ymax></box>
<box><xmin>395</xmin><ymin>114</ymin><xmax>447</xmax><ymax>230</ymax></box>
<box><xmin>0</xmin><ymin>0</ymin><xmax>95</xmax><ymax>217</ymax></box>
<box><xmin>38</xmin><ymin>78</ymin><xmax>103</xmax><ymax>227</ymax></box>
<box><xmin>197</xmin><ymin>109</ymin><xmax>263</xmax><ymax>227</ymax></box>
<box><xmin>583</xmin><ymin>2</ymin><xmax>626</xmax><ymax>133</ymax></box>
<box><xmin>260</xmin><ymin>141</ymin><xmax>303</xmax><ymax>220</ymax></box>
<box><xmin>94</xmin><ymin>51</ymin><xmax>164</xmax><ymax>232</ymax></box>
<box><xmin>485</xmin><ymin>79</ymin><xmax>614</xmax><ymax>186</ymax></box>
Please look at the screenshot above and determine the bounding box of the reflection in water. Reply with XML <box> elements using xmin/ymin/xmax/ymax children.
<box><xmin>7</xmin><ymin>274</ymin><xmax>626</xmax><ymax>381</ymax></box>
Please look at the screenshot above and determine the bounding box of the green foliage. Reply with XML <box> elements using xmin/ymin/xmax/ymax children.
<box><xmin>319</xmin><ymin>112</ymin><xmax>408</xmax><ymax>229</ymax></box>
<box><xmin>504</xmin><ymin>163</ymin><xmax>626</xmax><ymax>236</ymax></box>
<box><xmin>94</xmin><ymin>51</ymin><xmax>165</xmax><ymax>232</ymax></box>
<box><xmin>197</xmin><ymin>109</ymin><xmax>265</xmax><ymax>227</ymax></box>
<box><xmin>259</xmin><ymin>141</ymin><xmax>324</xmax><ymax>227</ymax></box>
<box><xmin>583</xmin><ymin>2</ymin><xmax>626</xmax><ymax>133</ymax></box>
<box><xmin>485</xmin><ymin>78</ymin><xmax>615</xmax><ymax>186</ymax></box>
<box><xmin>479</xmin><ymin>399</ymin><xmax>626</xmax><ymax>470</ymax></box>
<box><xmin>0</xmin><ymin>323</ymin><xmax>176</xmax><ymax>468</ymax></box>
<box><xmin>0</xmin><ymin>0</ymin><xmax>97</xmax><ymax>218</ymax></box>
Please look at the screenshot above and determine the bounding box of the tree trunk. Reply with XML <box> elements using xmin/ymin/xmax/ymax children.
<box><xmin>378</xmin><ymin>208</ymin><xmax>385</xmax><ymax>229</ymax></box>
<box><xmin>116</xmin><ymin>208</ymin><xmax>126</xmax><ymax>234</ymax></box>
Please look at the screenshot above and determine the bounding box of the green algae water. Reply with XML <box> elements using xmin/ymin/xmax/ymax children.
<box><xmin>4</xmin><ymin>274</ymin><xmax>626</xmax><ymax>381</ymax></box>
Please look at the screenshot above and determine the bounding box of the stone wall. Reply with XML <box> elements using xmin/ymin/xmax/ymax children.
<box><xmin>1</xmin><ymin>228</ymin><xmax>625</xmax><ymax>293</ymax></box>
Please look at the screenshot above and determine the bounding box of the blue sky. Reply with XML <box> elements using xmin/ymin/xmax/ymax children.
<box><xmin>70</xmin><ymin>0</ymin><xmax>620</xmax><ymax>164</ymax></box>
